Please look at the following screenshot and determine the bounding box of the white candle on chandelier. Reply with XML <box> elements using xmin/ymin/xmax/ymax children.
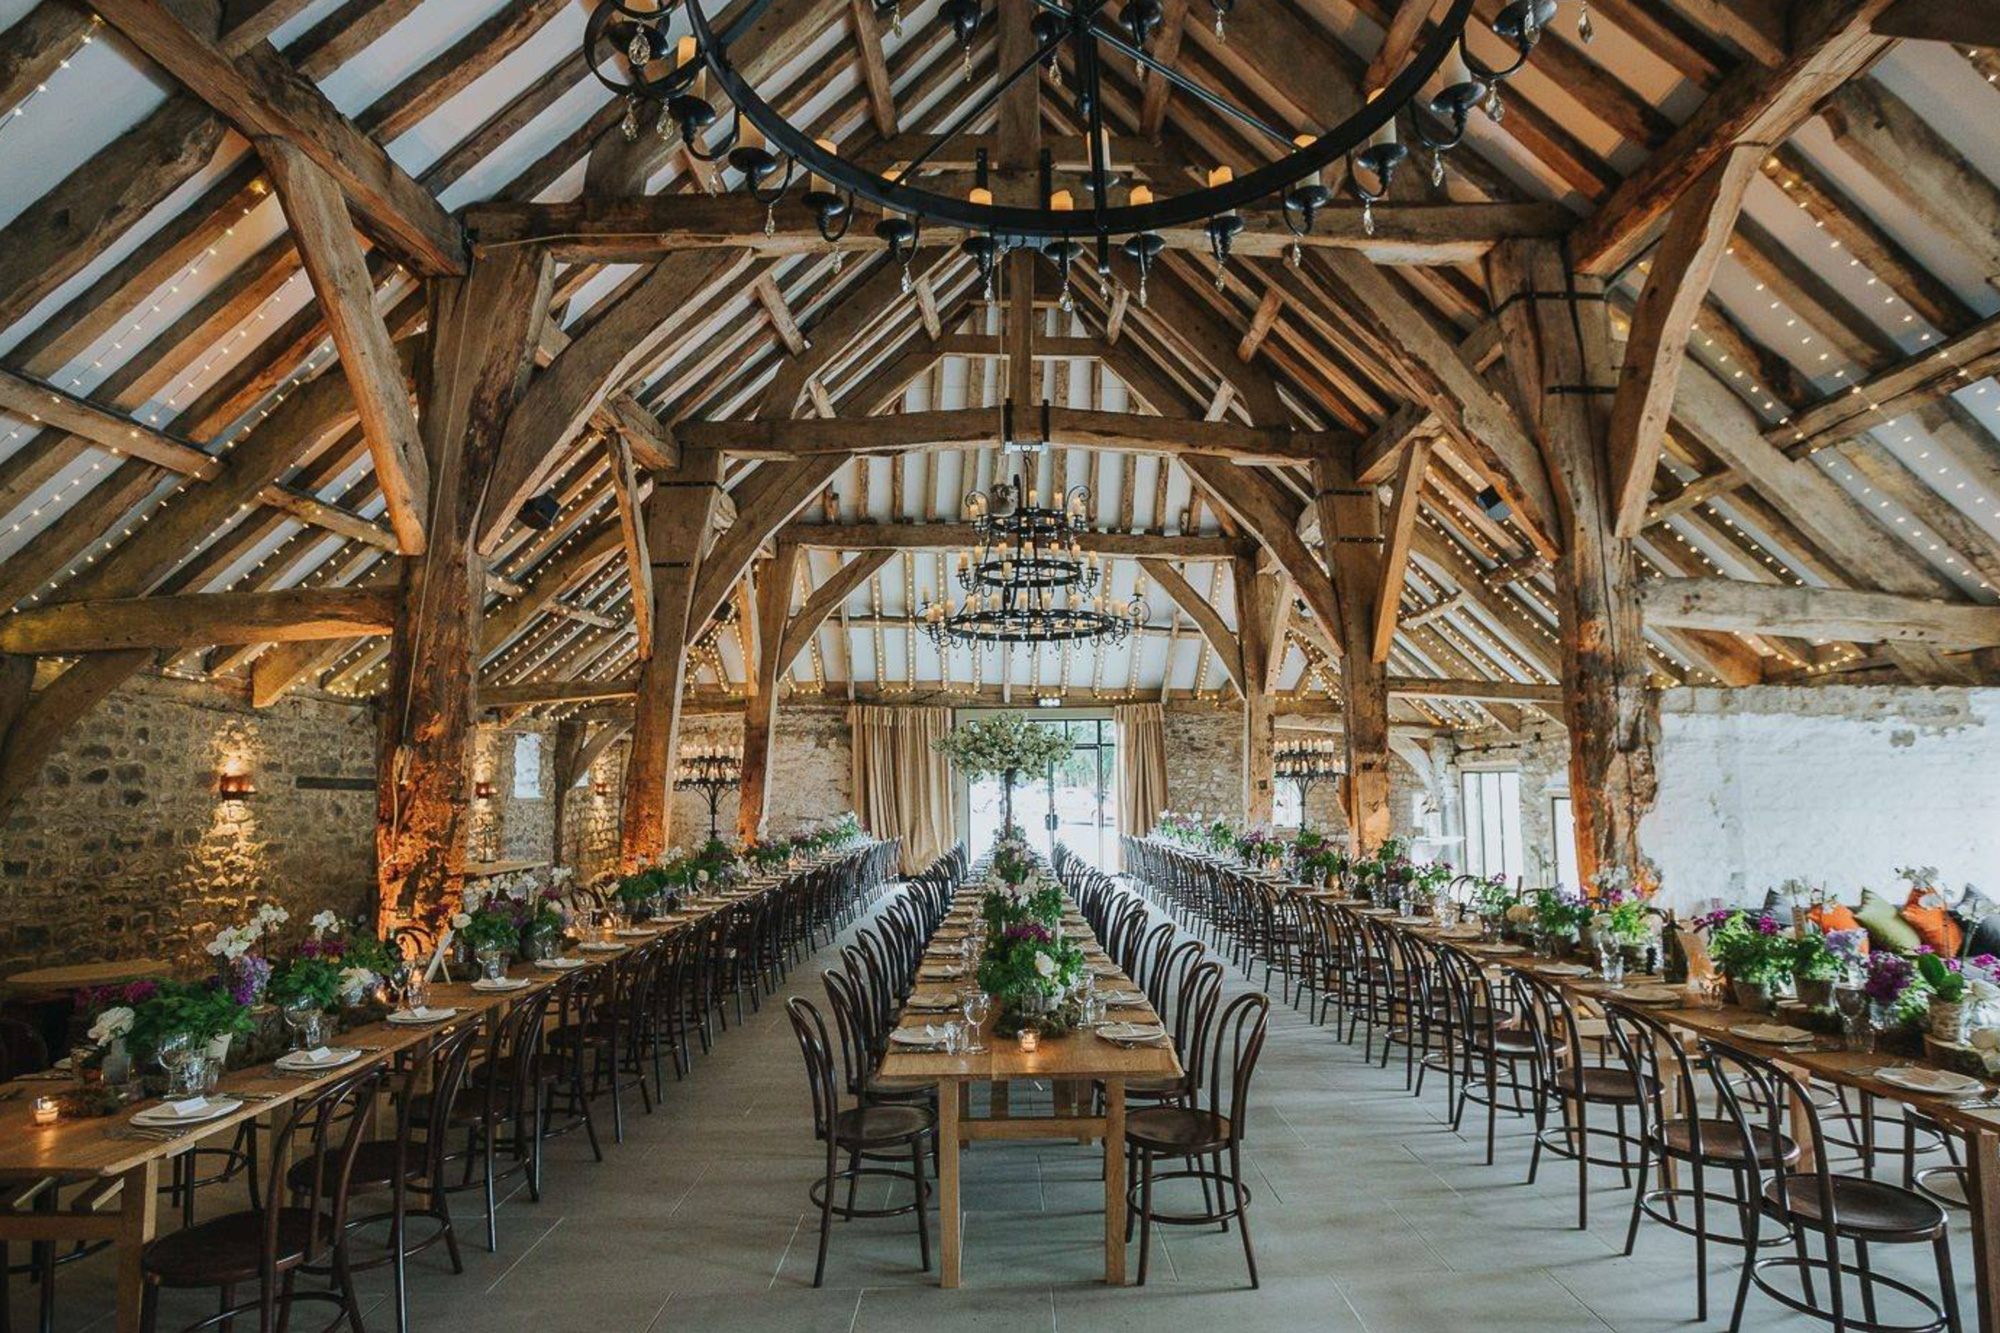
<box><xmin>1049</xmin><ymin>189</ymin><xmax>1074</xmax><ymax>213</ymax></box>
<box><xmin>1365</xmin><ymin>89</ymin><xmax>1398</xmax><ymax>148</ymax></box>
<box><xmin>1128</xmin><ymin>183</ymin><xmax>1153</xmax><ymax>207</ymax></box>
<box><xmin>969</xmin><ymin>185</ymin><xmax>993</xmax><ymax>206</ymax></box>
<box><xmin>1292</xmin><ymin>134</ymin><xmax>1324</xmax><ymax>188</ymax></box>
<box><xmin>676</xmin><ymin>35</ymin><xmax>707</xmax><ymax>101</ymax></box>
<box><xmin>1097</xmin><ymin>127</ymin><xmax>1116</xmax><ymax>176</ymax></box>
<box><xmin>810</xmin><ymin>137</ymin><xmax>838</xmax><ymax>192</ymax></box>
<box><xmin>1441</xmin><ymin>42</ymin><xmax>1472</xmax><ymax>89</ymax></box>
<box><xmin>739</xmin><ymin>116</ymin><xmax>764</xmax><ymax>152</ymax></box>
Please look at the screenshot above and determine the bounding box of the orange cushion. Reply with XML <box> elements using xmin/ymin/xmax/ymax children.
<box><xmin>1808</xmin><ymin>903</ymin><xmax>1864</xmax><ymax>944</ymax></box>
<box><xmin>1901</xmin><ymin>888</ymin><xmax>1963</xmax><ymax>957</ymax></box>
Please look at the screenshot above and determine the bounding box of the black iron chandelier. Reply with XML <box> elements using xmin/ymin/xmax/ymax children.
<box><xmin>1276</xmin><ymin>738</ymin><xmax>1343</xmax><ymax>810</ymax></box>
<box><xmin>584</xmin><ymin>0</ymin><xmax>1565</xmax><ymax>295</ymax></box>
<box><xmin>918</xmin><ymin>474</ymin><xmax>1145</xmax><ymax>647</ymax></box>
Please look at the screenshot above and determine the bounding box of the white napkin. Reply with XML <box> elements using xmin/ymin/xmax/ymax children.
<box><xmin>165</xmin><ymin>1096</ymin><xmax>209</xmax><ymax>1118</ymax></box>
<box><xmin>303</xmin><ymin>1046</ymin><xmax>332</xmax><ymax>1063</ymax></box>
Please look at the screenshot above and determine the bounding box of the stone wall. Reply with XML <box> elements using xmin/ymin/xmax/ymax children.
<box><xmin>1641</xmin><ymin>685</ymin><xmax>2000</xmax><ymax>911</ymax></box>
<box><xmin>1156</xmin><ymin>703</ymin><xmax>1429</xmax><ymax>842</ymax></box>
<box><xmin>556</xmin><ymin>703</ymin><xmax>854</xmax><ymax>884</ymax></box>
<box><xmin>0</xmin><ymin>673</ymin><xmax>377</xmax><ymax>976</ymax></box>
<box><xmin>1448</xmin><ymin>686</ymin><xmax>2000</xmax><ymax>914</ymax></box>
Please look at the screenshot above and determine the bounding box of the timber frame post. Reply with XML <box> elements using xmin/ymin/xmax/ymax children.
<box><xmin>737</xmin><ymin>541</ymin><xmax>801</xmax><ymax>841</ymax></box>
<box><xmin>1489</xmin><ymin>238</ymin><xmax>1658</xmax><ymax>888</ymax></box>
<box><xmin>377</xmin><ymin>243</ymin><xmax>553</xmax><ymax>925</ymax></box>
<box><xmin>1230</xmin><ymin>552</ymin><xmax>1280</xmax><ymax>825</ymax></box>
<box><xmin>1311</xmin><ymin>454</ymin><xmax>1393</xmax><ymax>854</ymax></box>
<box><xmin>619</xmin><ymin>447</ymin><xmax>725</xmax><ymax>869</ymax></box>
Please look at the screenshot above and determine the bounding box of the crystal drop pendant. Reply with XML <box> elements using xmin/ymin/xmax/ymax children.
<box><xmin>620</xmin><ymin>98</ymin><xmax>639</xmax><ymax>143</ymax></box>
<box><xmin>1431</xmin><ymin>151</ymin><xmax>1445</xmax><ymax>188</ymax></box>
<box><xmin>1361</xmin><ymin>196</ymin><xmax>1376</xmax><ymax>237</ymax></box>
<box><xmin>1578</xmin><ymin>0</ymin><xmax>1594</xmax><ymax>42</ymax></box>
<box><xmin>764</xmin><ymin>203</ymin><xmax>776</xmax><ymax>237</ymax></box>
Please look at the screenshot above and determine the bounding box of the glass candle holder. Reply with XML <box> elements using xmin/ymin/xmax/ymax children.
<box><xmin>31</xmin><ymin>1096</ymin><xmax>58</xmax><ymax>1126</ymax></box>
<box><xmin>1018</xmin><ymin>1030</ymin><xmax>1039</xmax><ymax>1053</ymax></box>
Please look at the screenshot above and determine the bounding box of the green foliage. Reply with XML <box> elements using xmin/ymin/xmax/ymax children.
<box><xmin>458</xmin><ymin>907</ymin><xmax>524</xmax><ymax>952</ymax></box>
<box><xmin>126</xmin><ymin>981</ymin><xmax>252</xmax><ymax>1062</ymax></box>
<box><xmin>1916</xmin><ymin>951</ymin><xmax>1966</xmax><ymax>1002</ymax></box>
<box><xmin>1703</xmin><ymin>911</ymin><xmax>1796</xmax><ymax>986</ymax></box>
<box><xmin>1791</xmin><ymin>930</ymin><xmax>1847</xmax><ymax>983</ymax></box>
<box><xmin>268</xmin><ymin>956</ymin><xmax>344</xmax><ymax>1009</ymax></box>
<box><xmin>931</xmin><ymin>713</ymin><xmax>1073</xmax><ymax>781</ymax></box>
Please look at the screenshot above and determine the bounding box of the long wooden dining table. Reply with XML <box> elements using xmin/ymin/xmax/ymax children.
<box><xmin>875</xmin><ymin>893</ymin><xmax>1181</xmax><ymax>1288</ymax></box>
<box><xmin>1334</xmin><ymin>899</ymin><xmax>2000</xmax><ymax>1333</ymax></box>
<box><xmin>0</xmin><ymin>880</ymin><xmax>789</xmax><ymax>1333</ymax></box>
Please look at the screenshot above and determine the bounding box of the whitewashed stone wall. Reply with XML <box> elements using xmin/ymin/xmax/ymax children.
<box><xmin>1641</xmin><ymin>686</ymin><xmax>2000</xmax><ymax>911</ymax></box>
<box><xmin>1156</xmin><ymin>703</ymin><xmax>1427</xmax><ymax>839</ymax></box>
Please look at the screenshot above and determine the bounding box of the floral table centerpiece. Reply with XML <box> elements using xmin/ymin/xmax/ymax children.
<box><xmin>931</xmin><ymin>713</ymin><xmax>1073</xmax><ymax>834</ymax></box>
<box><xmin>124</xmin><ymin>980</ymin><xmax>254</xmax><ymax>1091</ymax></box>
<box><xmin>455</xmin><ymin>894</ymin><xmax>530</xmax><ymax>981</ymax></box>
<box><xmin>977</xmin><ymin>917</ymin><xmax>1085</xmax><ymax>1036</ymax></box>
<box><xmin>1525</xmin><ymin>886</ymin><xmax>1593</xmax><ymax>957</ymax></box>
<box><xmin>1790</xmin><ymin>928</ymin><xmax>1850</xmax><ymax>1010</ymax></box>
<box><xmin>1696</xmin><ymin>909</ymin><xmax>1796</xmax><ymax>1010</ymax></box>
<box><xmin>1914</xmin><ymin>951</ymin><xmax>2000</xmax><ymax>1044</ymax></box>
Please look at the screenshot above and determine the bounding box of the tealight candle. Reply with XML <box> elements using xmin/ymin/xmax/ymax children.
<box><xmin>31</xmin><ymin>1096</ymin><xmax>58</xmax><ymax>1126</ymax></box>
<box><xmin>1018</xmin><ymin>1030</ymin><xmax>1039</xmax><ymax>1053</ymax></box>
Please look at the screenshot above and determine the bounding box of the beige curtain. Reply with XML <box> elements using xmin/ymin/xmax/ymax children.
<box><xmin>850</xmin><ymin>706</ymin><xmax>954</xmax><ymax>873</ymax></box>
<box><xmin>1115</xmin><ymin>703</ymin><xmax>1168</xmax><ymax>843</ymax></box>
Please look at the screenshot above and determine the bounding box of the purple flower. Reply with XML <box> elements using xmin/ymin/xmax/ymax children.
<box><xmin>1754</xmin><ymin>915</ymin><xmax>1781</xmax><ymax>936</ymax></box>
<box><xmin>1003</xmin><ymin>921</ymin><xmax>1052</xmax><ymax>946</ymax></box>
<box><xmin>228</xmin><ymin>954</ymin><xmax>271</xmax><ymax>1006</ymax></box>
<box><xmin>1861</xmin><ymin>952</ymin><xmax>1914</xmax><ymax>1004</ymax></box>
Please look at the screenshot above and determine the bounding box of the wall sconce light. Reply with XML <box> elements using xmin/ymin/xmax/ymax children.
<box><xmin>592</xmin><ymin>779</ymin><xmax>611</xmax><ymax>798</ymax></box>
<box><xmin>217</xmin><ymin>772</ymin><xmax>257</xmax><ymax>801</ymax></box>
<box><xmin>474</xmin><ymin>781</ymin><xmax>496</xmax><ymax>802</ymax></box>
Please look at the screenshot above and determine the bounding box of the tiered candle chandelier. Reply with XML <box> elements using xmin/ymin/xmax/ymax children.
<box><xmin>583</xmin><ymin>0</ymin><xmax>1566</xmax><ymax>293</ymax></box>
<box><xmin>673</xmin><ymin>744</ymin><xmax>741</xmax><ymax>839</ymax></box>
<box><xmin>1276</xmin><ymin>738</ymin><xmax>1343</xmax><ymax>810</ymax></box>
<box><xmin>919</xmin><ymin>475</ymin><xmax>1145</xmax><ymax>647</ymax></box>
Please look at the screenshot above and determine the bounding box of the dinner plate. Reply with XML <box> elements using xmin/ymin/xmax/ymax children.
<box><xmin>579</xmin><ymin>942</ymin><xmax>626</xmax><ymax>953</ymax></box>
<box><xmin>919</xmin><ymin>965</ymin><xmax>964</xmax><ymax>979</ymax></box>
<box><xmin>388</xmin><ymin>1007</ymin><xmax>459</xmax><ymax>1025</ymax></box>
<box><xmin>1617</xmin><ymin>985</ymin><xmax>1684</xmax><ymax>1005</ymax></box>
<box><xmin>1874</xmin><ymin>1066</ymin><xmax>1985</xmax><ymax>1096</ymax></box>
<box><xmin>1392</xmin><ymin>916</ymin><xmax>1434</xmax><ymax>927</ymax></box>
<box><xmin>274</xmin><ymin>1047</ymin><xmax>361</xmax><ymax>1073</ymax></box>
<box><xmin>614</xmin><ymin>928</ymin><xmax>656</xmax><ymax>938</ymax></box>
<box><xmin>1098</xmin><ymin>1023</ymin><xmax>1167</xmax><ymax>1045</ymax></box>
<box><xmin>1087</xmin><ymin>962</ymin><xmax>1122</xmax><ymax>976</ymax></box>
<box><xmin>1730</xmin><ymin>1023</ymin><xmax>1816</xmax><ymax>1046</ymax></box>
<box><xmin>133</xmin><ymin>1096</ymin><xmax>243</xmax><ymax>1128</ymax></box>
<box><xmin>1536</xmin><ymin>963</ymin><xmax>1593</xmax><ymax>978</ymax></box>
<box><xmin>907</xmin><ymin>996</ymin><xmax>959</xmax><ymax>1012</ymax></box>
<box><xmin>1097</xmin><ymin>989</ymin><xmax>1146</xmax><ymax>1005</ymax></box>
<box><xmin>1358</xmin><ymin>908</ymin><xmax>1398</xmax><ymax>917</ymax></box>
<box><xmin>534</xmin><ymin>957</ymin><xmax>587</xmax><ymax>970</ymax></box>
<box><xmin>1467</xmin><ymin>943</ymin><xmax>1526</xmax><ymax>956</ymax></box>
<box><xmin>471</xmin><ymin>977</ymin><xmax>530</xmax><ymax>992</ymax></box>
<box><xmin>889</xmin><ymin>1025</ymin><xmax>951</xmax><ymax>1049</ymax></box>
<box><xmin>1439</xmin><ymin>927</ymin><xmax>1483</xmax><ymax>940</ymax></box>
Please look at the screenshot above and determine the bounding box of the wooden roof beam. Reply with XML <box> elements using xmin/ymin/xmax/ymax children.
<box><xmin>0</xmin><ymin>586</ymin><xmax>398</xmax><ymax>655</ymax></box>
<box><xmin>463</xmin><ymin>195</ymin><xmax>1571</xmax><ymax>266</ymax></box>
<box><xmin>93</xmin><ymin>0</ymin><xmax>465</xmax><ymax>275</ymax></box>
<box><xmin>1640</xmin><ymin>577</ymin><xmax>2000</xmax><ymax>650</ymax></box>
<box><xmin>1568</xmin><ymin>0</ymin><xmax>1897</xmax><ymax>278</ymax></box>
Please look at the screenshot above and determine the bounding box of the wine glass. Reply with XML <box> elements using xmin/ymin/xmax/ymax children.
<box><xmin>960</xmin><ymin>989</ymin><xmax>989</xmax><ymax>1053</ymax></box>
<box><xmin>154</xmin><ymin>1031</ymin><xmax>193</xmax><ymax>1096</ymax></box>
<box><xmin>1596</xmin><ymin>935</ymin><xmax>1626</xmax><ymax>988</ymax></box>
<box><xmin>280</xmin><ymin>995</ymin><xmax>320</xmax><ymax>1051</ymax></box>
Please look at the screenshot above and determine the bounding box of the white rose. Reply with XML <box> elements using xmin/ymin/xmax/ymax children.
<box><xmin>338</xmin><ymin>967</ymin><xmax>377</xmax><ymax>1003</ymax></box>
<box><xmin>1033</xmin><ymin>952</ymin><xmax>1056</xmax><ymax>979</ymax></box>
<box><xmin>451</xmin><ymin>912</ymin><xmax>472</xmax><ymax>930</ymax></box>
<box><xmin>88</xmin><ymin>1006</ymin><xmax>134</xmax><ymax>1045</ymax></box>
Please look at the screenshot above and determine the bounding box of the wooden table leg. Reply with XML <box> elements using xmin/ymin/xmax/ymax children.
<box><xmin>1967</xmin><ymin>1127</ymin><xmax>1999</xmax><ymax>1333</ymax></box>
<box><xmin>115</xmin><ymin>1159</ymin><xmax>159</xmax><ymax>1333</ymax></box>
<box><xmin>1103</xmin><ymin>1078</ymin><xmax>1126</xmax><ymax>1286</ymax></box>
<box><xmin>939</xmin><ymin>1077</ymin><xmax>961</xmax><ymax>1289</ymax></box>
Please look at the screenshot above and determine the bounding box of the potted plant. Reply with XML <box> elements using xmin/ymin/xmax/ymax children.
<box><xmin>1697</xmin><ymin>909</ymin><xmax>1795</xmax><ymax>1011</ymax></box>
<box><xmin>1791</xmin><ymin>930</ymin><xmax>1847</xmax><ymax>1009</ymax></box>
<box><xmin>126</xmin><ymin>981</ymin><xmax>254</xmax><ymax>1089</ymax></box>
<box><xmin>932</xmin><ymin>713</ymin><xmax>1073</xmax><ymax>835</ymax></box>
<box><xmin>1530</xmin><ymin>887</ymin><xmax>1593</xmax><ymax>958</ymax></box>
<box><xmin>1914</xmin><ymin>953</ymin><xmax>1998</xmax><ymax>1044</ymax></box>
<box><xmin>976</xmin><ymin>918</ymin><xmax>1084</xmax><ymax>1030</ymax></box>
<box><xmin>455</xmin><ymin>900</ymin><xmax>528</xmax><ymax>982</ymax></box>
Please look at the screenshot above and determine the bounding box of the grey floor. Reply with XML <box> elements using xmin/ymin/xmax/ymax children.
<box><xmin>11</xmin><ymin>890</ymin><xmax>1983</xmax><ymax>1333</ymax></box>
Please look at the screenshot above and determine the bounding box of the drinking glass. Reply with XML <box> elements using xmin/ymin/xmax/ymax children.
<box><xmin>960</xmin><ymin>990</ymin><xmax>989</xmax><ymax>1052</ymax></box>
<box><xmin>405</xmin><ymin>973</ymin><xmax>431</xmax><ymax>1013</ymax></box>
<box><xmin>1835</xmin><ymin>986</ymin><xmax>1872</xmax><ymax>1052</ymax></box>
<box><xmin>280</xmin><ymin>995</ymin><xmax>320</xmax><ymax>1051</ymax></box>
<box><xmin>1596</xmin><ymin>937</ymin><xmax>1626</xmax><ymax>988</ymax></box>
<box><xmin>154</xmin><ymin>1032</ymin><xmax>193</xmax><ymax>1096</ymax></box>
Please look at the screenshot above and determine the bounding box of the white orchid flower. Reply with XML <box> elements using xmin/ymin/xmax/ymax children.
<box><xmin>1033</xmin><ymin>951</ymin><xmax>1057</xmax><ymax>979</ymax></box>
<box><xmin>309</xmin><ymin>909</ymin><xmax>339</xmax><ymax>937</ymax></box>
<box><xmin>88</xmin><ymin>1006</ymin><xmax>134</xmax><ymax>1046</ymax></box>
<box><xmin>451</xmin><ymin>912</ymin><xmax>472</xmax><ymax>930</ymax></box>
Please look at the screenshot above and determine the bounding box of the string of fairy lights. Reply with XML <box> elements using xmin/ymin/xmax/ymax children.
<box><xmin>4</xmin><ymin>25</ymin><xmax>1997</xmax><ymax>716</ymax></box>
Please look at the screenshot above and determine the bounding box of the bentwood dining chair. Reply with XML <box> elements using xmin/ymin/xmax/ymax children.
<box><xmin>1518</xmin><ymin>971</ymin><xmax>1649</xmax><ymax>1230</ymax></box>
<box><xmin>1601</xmin><ymin>1001</ymin><xmax>1800</xmax><ymax>1323</ymax></box>
<box><xmin>431</xmin><ymin>986</ymin><xmax>553</xmax><ymax>1252</ymax></box>
<box><xmin>139</xmin><ymin>1060</ymin><xmax>386</xmax><ymax>1333</ymax></box>
<box><xmin>785</xmin><ymin>998</ymin><xmax>933</xmax><ymax>1288</ymax></box>
<box><xmin>288</xmin><ymin>1021</ymin><xmax>480</xmax><ymax>1333</ymax></box>
<box><xmin>1124</xmin><ymin>990</ymin><xmax>1271</xmax><ymax>1288</ymax></box>
<box><xmin>1704</xmin><ymin>1037</ymin><xmax>1963</xmax><ymax>1333</ymax></box>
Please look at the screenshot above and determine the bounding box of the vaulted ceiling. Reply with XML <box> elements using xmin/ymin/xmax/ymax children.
<box><xmin>0</xmin><ymin>0</ymin><xmax>1996</xmax><ymax>742</ymax></box>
